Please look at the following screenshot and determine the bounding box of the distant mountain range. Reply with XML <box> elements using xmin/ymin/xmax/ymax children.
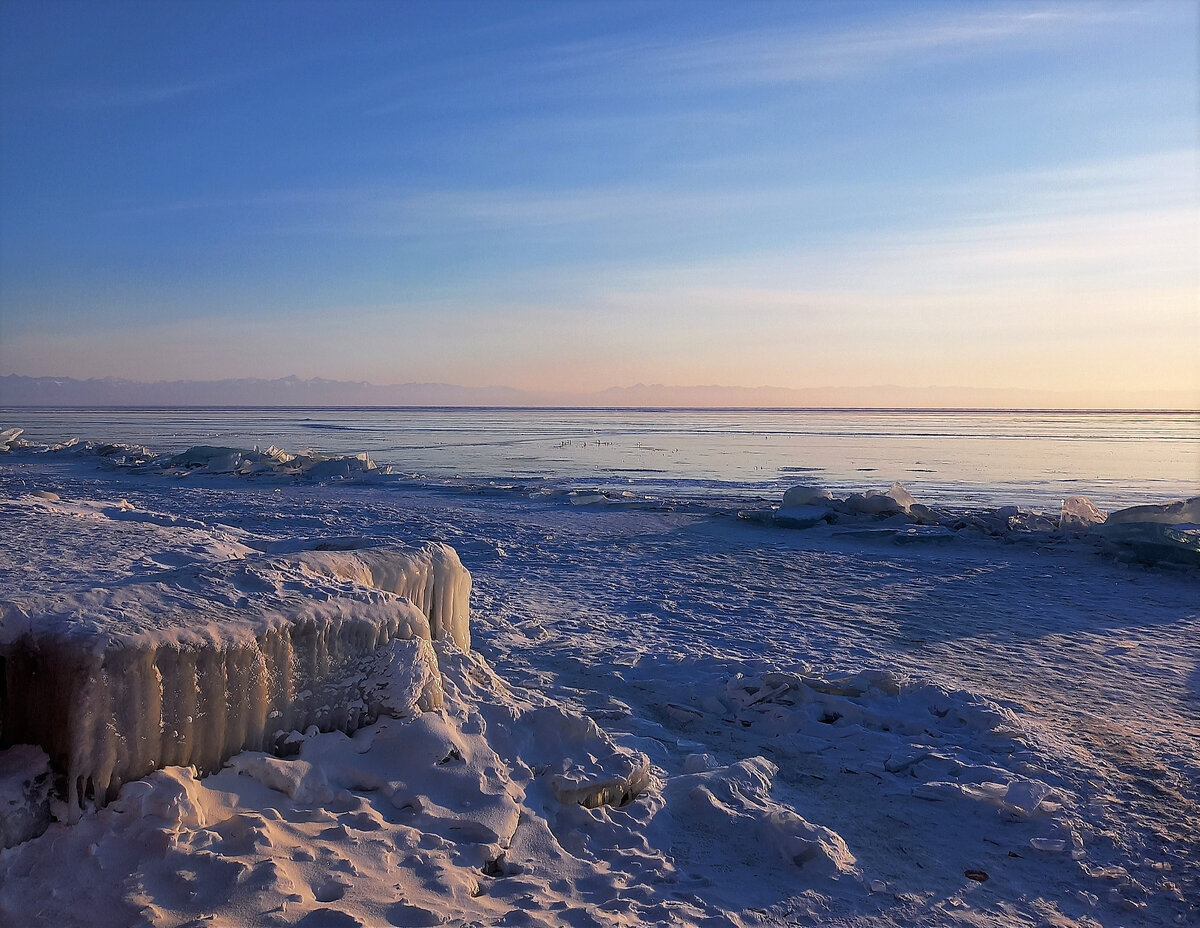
<box><xmin>0</xmin><ymin>374</ymin><xmax>1193</xmax><ymax>409</ymax></box>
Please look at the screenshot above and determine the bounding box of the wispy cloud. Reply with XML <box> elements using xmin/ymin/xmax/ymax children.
<box><xmin>112</xmin><ymin>145</ymin><xmax>1191</xmax><ymax>241</ymax></box>
<box><xmin>10</xmin><ymin>71</ymin><xmax>245</xmax><ymax>110</ymax></box>
<box><xmin>538</xmin><ymin>3</ymin><xmax>1137</xmax><ymax>88</ymax></box>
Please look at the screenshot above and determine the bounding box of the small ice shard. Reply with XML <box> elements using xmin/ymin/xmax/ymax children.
<box><xmin>515</xmin><ymin>706</ymin><xmax>651</xmax><ymax>809</ymax></box>
<box><xmin>1003</xmin><ymin>778</ymin><xmax>1053</xmax><ymax>814</ymax></box>
<box><xmin>0</xmin><ymin>745</ymin><xmax>52</xmax><ymax>848</ymax></box>
<box><xmin>1030</xmin><ymin>837</ymin><xmax>1067</xmax><ymax>852</ymax></box>
<box><xmin>893</xmin><ymin>525</ymin><xmax>954</xmax><ymax>544</ymax></box>
<box><xmin>302</xmin><ymin>452</ymin><xmax>377</xmax><ymax>481</ymax></box>
<box><xmin>1005</xmin><ymin>510</ymin><xmax>1057</xmax><ymax>533</ymax></box>
<box><xmin>884</xmin><ymin>482</ymin><xmax>918</xmax><ymax>513</ymax></box>
<box><xmin>164</xmin><ymin>445</ymin><xmax>246</xmax><ymax>473</ymax></box>
<box><xmin>782</xmin><ymin>485</ymin><xmax>833</xmax><ymax>507</ymax></box>
<box><xmin>737</xmin><ymin>509</ymin><xmax>777</xmax><ymax>525</ymax></box>
<box><xmin>664</xmin><ymin>757</ymin><xmax>856</xmax><ymax>875</ymax></box>
<box><xmin>1059</xmin><ymin>496</ymin><xmax>1107</xmax><ymax>531</ymax></box>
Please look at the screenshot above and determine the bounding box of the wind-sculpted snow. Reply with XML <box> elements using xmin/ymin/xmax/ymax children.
<box><xmin>0</xmin><ymin>544</ymin><xmax>471</xmax><ymax>824</ymax></box>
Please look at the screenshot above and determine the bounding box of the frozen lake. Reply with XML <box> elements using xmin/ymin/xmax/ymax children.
<box><xmin>3</xmin><ymin>406</ymin><xmax>1197</xmax><ymax>509</ymax></box>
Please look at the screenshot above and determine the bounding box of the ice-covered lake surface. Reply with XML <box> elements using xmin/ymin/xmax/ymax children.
<box><xmin>5</xmin><ymin>406</ymin><xmax>1198</xmax><ymax>509</ymax></box>
<box><xmin>0</xmin><ymin>425</ymin><xmax>1198</xmax><ymax>928</ymax></box>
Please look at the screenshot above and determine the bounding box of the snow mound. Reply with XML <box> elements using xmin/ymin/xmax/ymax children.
<box><xmin>661</xmin><ymin>756</ymin><xmax>856</xmax><ymax>875</ymax></box>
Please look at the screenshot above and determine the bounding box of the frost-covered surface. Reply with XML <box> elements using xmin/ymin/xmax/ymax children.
<box><xmin>0</xmin><ymin>502</ymin><xmax>472</xmax><ymax>820</ymax></box>
<box><xmin>0</xmin><ymin>447</ymin><xmax>1197</xmax><ymax>926</ymax></box>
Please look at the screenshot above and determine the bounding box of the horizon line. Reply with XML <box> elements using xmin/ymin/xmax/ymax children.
<box><xmin>2</xmin><ymin>404</ymin><xmax>1196</xmax><ymax>415</ymax></box>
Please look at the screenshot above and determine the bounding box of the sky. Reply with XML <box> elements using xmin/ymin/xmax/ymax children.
<box><xmin>0</xmin><ymin>0</ymin><xmax>1196</xmax><ymax>403</ymax></box>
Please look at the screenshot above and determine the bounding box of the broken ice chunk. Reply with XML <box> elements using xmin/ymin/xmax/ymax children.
<box><xmin>885</xmin><ymin>482</ymin><xmax>919</xmax><ymax>513</ymax></box>
<box><xmin>774</xmin><ymin>505</ymin><xmax>833</xmax><ymax>529</ymax></box>
<box><xmin>1059</xmin><ymin>496</ymin><xmax>1106</xmax><ymax>531</ymax></box>
<box><xmin>1003</xmin><ymin>778</ymin><xmax>1053</xmax><ymax>814</ymax></box>
<box><xmin>782</xmin><ymin>485</ymin><xmax>833</xmax><ymax>507</ymax></box>
<box><xmin>1106</xmin><ymin>496</ymin><xmax>1200</xmax><ymax>525</ymax></box>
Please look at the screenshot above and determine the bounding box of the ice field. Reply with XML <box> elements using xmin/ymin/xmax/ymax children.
<box><xmin>0</xmin><ymin>434</ymin><xmax>1197</xmax><ymax>927</ymax></box>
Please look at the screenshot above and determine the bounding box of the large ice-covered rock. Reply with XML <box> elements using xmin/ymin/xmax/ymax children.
<box><xmin>0</xmin><ymin>544</ymin><xmax>471</xmax><ymax>821</ymax></box>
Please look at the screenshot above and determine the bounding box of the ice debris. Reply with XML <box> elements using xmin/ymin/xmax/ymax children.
<box><xmin>0</xmin><ymin>432</ymin><xmax>389</xmax><ymax>482</ymax></box>
<box><xmin>740</xmin><ymin>483</ymin><xmax>1200</xmax><ymax>566</ymax></box>
<box><xmin>0</xmin><ymin>428</ymin><xmax>24</xmax><ymax>452</ymax></box>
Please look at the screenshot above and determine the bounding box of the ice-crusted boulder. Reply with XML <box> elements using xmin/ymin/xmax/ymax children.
<box><xmin>0</xmin><ymin>544</ymin><xmax>471</xmax><ymax>822</ymax></box>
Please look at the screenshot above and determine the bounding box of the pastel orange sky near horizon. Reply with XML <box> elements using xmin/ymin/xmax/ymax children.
<box><xmin>0</xmin><ymin>1</ymin><xmax>1197</xmax><ymax>405</ymax></box>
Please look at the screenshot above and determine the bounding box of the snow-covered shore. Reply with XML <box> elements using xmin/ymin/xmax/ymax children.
<box><xmin>0</xmin><ymin>439</ymin><xmax>1197</xmax><ymax>927</ymax></box>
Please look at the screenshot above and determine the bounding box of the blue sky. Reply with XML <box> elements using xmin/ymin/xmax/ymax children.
<box><xmin>1</xmin><ymin>0</ymin><xmax>1196</xmax><ymax>399</ymax></box>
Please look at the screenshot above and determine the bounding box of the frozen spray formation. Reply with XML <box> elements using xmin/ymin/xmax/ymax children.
<box><xmin>290</xmin><ymin>543</ymin><xmax>473</xmax><ymax>651</ymax></box>
<box><xmin>0</xmin><ymin>543</ymin><xmax>471</xmax><ymax>823</ymax></box>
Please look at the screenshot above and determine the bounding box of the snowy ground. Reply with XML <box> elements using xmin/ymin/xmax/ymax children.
<box><xmin>1</xmin><ymin>451</ymin><xmax>1197</xmax><ymax>927</ymax></box>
